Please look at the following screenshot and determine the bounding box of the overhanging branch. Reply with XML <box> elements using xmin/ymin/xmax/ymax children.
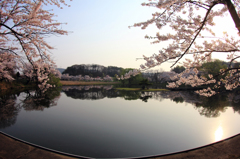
<box><xmin>170</xmin><ymin>2</ymin><xmax>217</xmax><ymax>68</ymax></box>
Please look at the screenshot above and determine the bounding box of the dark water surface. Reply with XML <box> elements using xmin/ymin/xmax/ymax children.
<box><xmin>1</xmin><ymin>86</ymin><xmax>240</xmax><ymax>158</ymax></box>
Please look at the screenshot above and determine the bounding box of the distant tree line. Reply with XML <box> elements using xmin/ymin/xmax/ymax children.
<box><xmin>62</xmin><ymin>64</ymin><xmax>123</xmax><ymax>77</ymax></box>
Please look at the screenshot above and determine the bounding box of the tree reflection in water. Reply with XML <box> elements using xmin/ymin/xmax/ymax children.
<box><xmin>62</xmin><ymin>85</ymin><xmax>118</xmax><ymax>100</ymax></box>
<box><xmin>62</xmin><ymin>86</ymin><xmax>240</xmax><ymax>118</ymax></box>
<box><xmin>194</xmin><ymin>91</ymin><xmax>240</xmax><ymax>117</ymax></box>
<box><xmin>140</xmin><ymin>90</ymin><xmax>240</xmax><ymax>118</ymax></box>
<box><xmin>21</xmin><ymin>88</ymin><xmax>61</xmax><ymax>111</ymax></box>
<box><xmin>0</xmin><ymin>88</ymin><xmax>61</xmax><ymax>128</ymax></box>
<box><xmin>62</xmin><ymin>86</ymin><xmax>154</xmax><ymax>102</ymax></box>
<box><xmin>1</xmin><ymin>86</ymin><xmax>240</xmax><ymax>130</ymax></box>
<box><xmin>139</xmin><ymin>92</ymin><xmax>152</xmax><ymax>102</ymax></box>
<box><xmin>0</xmin><ymin>94</ymin><xmax>20</xmax><ymax>128</ymax></box>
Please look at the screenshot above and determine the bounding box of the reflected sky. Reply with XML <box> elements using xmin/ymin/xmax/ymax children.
<box><xmin>215</xmin><ymin>124</ymin><xmax>223</xmax><ymax>142</ymax></box>
<box><xmin>0</xmin><ymin>88</ymin><xmax>240</xmax><ymax>158</ymax></box>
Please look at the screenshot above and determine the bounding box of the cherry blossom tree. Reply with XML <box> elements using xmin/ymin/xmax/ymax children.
<box><xmin>131</xmin><ymin>0</ymin><xmax>240</xmax><ymax>96</ymax></box>
<box><xmin>0</xmin><ymin>0</ymin><xmax>70</xmax><ymax>91</ymax></box>
<box><xmin>103</xmin><ymin>75</ymin><xmax>113</xmax><ymax>81</ymax></box>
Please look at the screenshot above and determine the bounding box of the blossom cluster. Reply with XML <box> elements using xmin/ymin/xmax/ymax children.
<box><xmin>130</xmin><ymin>0</ymin><xmax>240</xmax><ymax>96</ymax></box>
<box><xmin>0</xmin><ymin>0</ymin><xmax>70</xmax><ymax>91</ymax></box>
<box><xmin>62</xmin><ymin>85</ymin><xmax>113</xmax><ymax>91</ymax></box>
<box><xmin>166</xmin><ymin>67</ymin><xmax>240</xmax><ymax>97</ymax></box>
<box><xmin>61</xmin><ymin>74</ymin><xmax>113</xmax><ymax>82</ymax></box>
<box><xmin>23</xmin><ymin>60</ymin><xmax>61</xmax><ymax>92</ymax></box>
<box><xmin>115</xmin><ymin>69</ymin><xmax>140</xmax><ymax>80</ymax></box>
<box><xmin>222</xmin><ymin>69</ymin><xmax>240</xmax><ymax>91</ymax></box>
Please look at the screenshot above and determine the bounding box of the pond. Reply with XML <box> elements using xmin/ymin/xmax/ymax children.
<box><xmin>0</xmin><ymin>85</ymin><xmax>240</xmax><ymax>158</ymax></box>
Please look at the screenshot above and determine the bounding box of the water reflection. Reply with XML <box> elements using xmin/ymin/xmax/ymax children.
<box><xmin>139</xmin><ymin>92</ymin><xmax>152</xmax><ymax>102</ymax></box>
<box><xmin>134</xmin><ymin>91</ymin><xmax>240</xmax><ymax>118</ymax></box>
<box><xmin>194</xmin><ymin>93</ymin><xmax>239</xmax><ymax>118</ymax></box>
<box><xmin>21</xmin><ymin>88</ymin><xmax>61</xmax><ymax>111</ymax></box>
<box><xmin>1</xmin><ymin>87</ymin><xmax>240</xmax><ymax>127</ymax></box>
<box><xmin>62</xmin><ymin>85</ymin><xmax>118</xmax><ymax>100</ymax></box>
<box><xmin>215</xmin><ymin>125</ymin><xmax>223</xmax><ymax>142</ymax></box>
<box><xmin>0</xmin><ymin>94</ymin><xmax>20</xmax><ymax>128</ymax></box>
<box><xmin>0</xmin><ymin>88</ymin><xmax>61</xmax><ymax>128</ymax></box>
<box><xmin>1</xmin><ymin>86</ymin><xmax>240</xmax><ymax>158</ymax></box>
<box><xmin>62</xmin><ymin>86</ymin><xmax>240</xmax><ymax>118</ymax></box>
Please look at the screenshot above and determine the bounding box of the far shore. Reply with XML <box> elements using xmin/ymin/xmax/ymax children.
<box><xmin>60</xmin><ymin>80</ymin><xmax>120</xmax><ymax>86</ymax></box>
<box><xmin>114</xmin><ymin>88</ymin><xmax>169</xmax><ymax>91</ymax></box>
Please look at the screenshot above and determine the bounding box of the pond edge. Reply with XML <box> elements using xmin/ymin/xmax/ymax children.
<box><xmin>0</xmin><ymin>131</ymin><xmax>240</xmax><ymax>158</ymax></box>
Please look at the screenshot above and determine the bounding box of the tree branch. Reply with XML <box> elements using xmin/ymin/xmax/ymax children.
<box><xmin>226</xmin><ymin>0</ymin><xmax>240</xmax><ymax>32</ymax></box>
<box><xmin>170</xmin><ymin>2</ymin><xmax>217</xmax><ymax>68</ymax></box>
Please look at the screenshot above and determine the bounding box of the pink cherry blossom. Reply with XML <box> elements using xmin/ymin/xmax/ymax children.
<box><xmin>0</xmin><ymin>0</ymin><xmax>70</xmax><ymax>91</ymax></box>
<box><xmin>130</xmin><ymin>0</ymin><xmax>240</xmax><ymax>96</ymax></box>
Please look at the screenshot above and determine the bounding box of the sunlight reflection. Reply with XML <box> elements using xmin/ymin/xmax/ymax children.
<box><xmin>215</xmin><ymin>125</ymin><xmax>223</xmax><ymax>142</ymax></box>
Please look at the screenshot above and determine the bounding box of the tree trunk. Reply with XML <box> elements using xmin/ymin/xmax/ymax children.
<box><xmin>225</xmin><ymin>0</ymin><xmax>240</xmax><ymax>32</ymax></box>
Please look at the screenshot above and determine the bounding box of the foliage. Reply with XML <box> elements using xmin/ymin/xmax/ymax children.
<box><xmin>47</xmin><ymin>74</ymin><xmax>62</xmax><ymax>87</ymax></box>
<box><xmin>142</xmin><ymin>70</ymin><xmax>177</xmax><ymax>86</ymax></box>
<box><xmin>139</xmin><ymin>79</ymin><xmax>152</xmax><ymax>89</ymax></box>
<box><xmin>0</xmin><ymin>0</ymin><xmax>69</xmax><ymax>91</ymax></box>
<box><xmin>132</xmin><ymin>0</ymin><xmax>240</xmax><ymax>97</ymax></box>
<box><xmin>171</xmin><ymin>65</ymin><xmax>186</xmax><ymax>73</ymax></box>
<box><xmin>62</xmin><ymin>64</ymin><xmax>123</xmax><ymax>77</ymax></box>
<box><xmin>118</xmin><ymin>68</ymin><xmax>144</xmax><ymax>86</ymax></box>
<box><xmin>201</xmin><ymin>59</ymin><xmax>228</xmax><ymax>79</ymax></box>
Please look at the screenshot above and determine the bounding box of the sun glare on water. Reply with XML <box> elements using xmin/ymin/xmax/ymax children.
<box><xmin>215</xmin><ymin>125</ymin><xmax>223</xmax><ymax>142</ymax></box>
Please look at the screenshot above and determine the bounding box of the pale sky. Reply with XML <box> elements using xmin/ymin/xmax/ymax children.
<box><xmin>46</xmin><ymin>0</ymin><xmax>237</xmax><ymax>71</ymax></box>
<box><xmin>46</xmin><ymin>0</ymin><xmax>171</xmax><ymax>70</ymax></box>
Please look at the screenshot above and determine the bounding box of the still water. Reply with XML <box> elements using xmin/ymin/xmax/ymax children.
<box><xmin>0</xmin><ymin>86</ymin><xmax>240</xmax><ymax>158</ymax></box>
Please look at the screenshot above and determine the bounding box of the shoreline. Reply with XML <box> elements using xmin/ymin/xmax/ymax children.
<box><xmin>0</xmin><ymin>131</ymin><xmax>240</xmax><ymax>159</ymax></box>
<box><xmin>60</xmin><ymin>80</ymin><xmax>120</xmax><ymax>86</ymax></box>
<box><xmin>114</xmin><ymin>87</ymin><xmax>169</xmax><ymax>91</ymax></box>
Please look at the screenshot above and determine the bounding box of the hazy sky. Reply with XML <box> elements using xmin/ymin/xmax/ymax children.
<box><xmin>46</xmin><ymin>0</ymin><xmax>237</xmax><ymax>71</ymax></box>
<box><xmin>45</xmin><ymin>0</ymin><xmax>172</xmax><ymax>70</ymax></box>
